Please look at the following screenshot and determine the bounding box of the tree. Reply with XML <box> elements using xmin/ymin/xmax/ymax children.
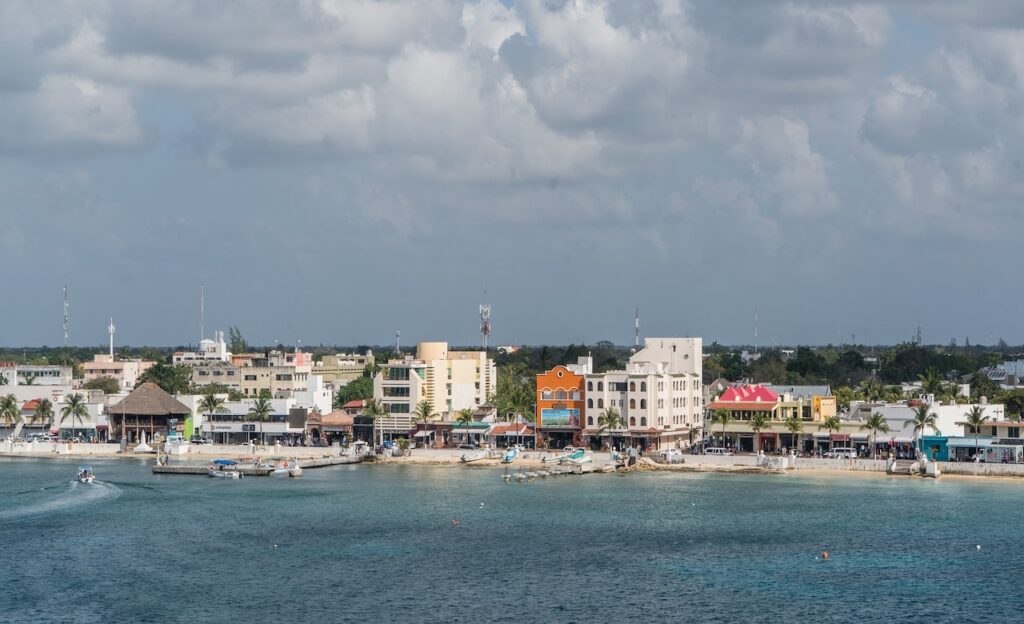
<box><xmin>819</xmin><ymin>415</ymin><xmax>842</xmax><ymax>451</ymax></box>
<box><xmin>749</xmin><ymin>412</ymin><xmax>770</xmax><ymax>452</ymax></box>
<box><xmin>136</xmin><ymin>363</ymin><xmax>192</xmax><ymax>394</ymax></box>
<box><xmin>228</xmin><ymin>326</ymin><xmax>249</xmax><ymax>353</ymax></box>
<box><xmin>784</xmin><ymin>416</ymin><xmax>804</xmax><ymax>452</ymax></box>
<box><xmin>596</xmin><ymin>407</ymin><xmax>623</xmax><ymax>449</ymax></box>
<box><xmin>859</xmin><ymin>412</ymin><xmax>890</xmax><ymax>459</ymax></box>
<box><xmin>363</xmin><ymin>399</ymin><xmax>387</xmax><ymax>446</ymax></box>
<box><xmin>199</xmin><ymin>393</ymin><xmax>228</xmax><ymax>442</ymax></box>
<box><xmin>334</xmin><ymin>377</ymin><xmax>373</xmax><ymax>408</ymax></box>
<box><xmin>414</xmin><ymin>400</ymin><xmax>435</xmax><ymax>425</ymax></box>
<box><xmin>246</xmin><ymin>397</ymin><xmax>273</xmax><ymax>445</ymax></box>
<box><xmin>456</xmin><ymin>407</ymin><xmax>475</xmax><ymax>446</ymax></box>
<box><xmin>904</xmin><ymin>403</ymin><xmax>938</xmax><ymax>452</ymax></box>
<box><xmin>0</xmin><ymin>394</ymin><xmax>20</xmax><ymax>434</ymax></box>
<box><xmin>834</xmin><ymin>386</ymin><xmax>855</xmax><ymax>412</ymax></box>
<box><xmin>958</xmin><ymin>405</ymin><xmax>990</xmax><ymax>460</ymax></box>
<box><xmin>60</xmin><ymin>393</ymin><xmax>89</xmax><ymax>440</ymax></box>
<box><xmin>918</xmin><ymin>368</ymin><xmax>944</xmax><ymax>397</ymax></box>
<box><xmin>491</xmin><ymin>363</ymin><xmax>535</xmax><ymax>422</ymax></box>
<box><xmin>712</xmin><ymin>409</ymin><xmax>733</xmax><ymax>449</ymax></box>
<box><xmin>82</xmin><ymin>375</ymin><xmax>121</xmax><ymax>395</ymax></box>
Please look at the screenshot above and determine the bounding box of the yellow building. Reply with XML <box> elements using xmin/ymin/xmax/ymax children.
<box><xmin>311</xmin><ymin>353</ymin><xmax>375</xmax><ymax>384</ymax></box>
<box><xmin>706</xmin><ymin>384</ymin><xmax>839</xmax><ymax>453</ymax></box>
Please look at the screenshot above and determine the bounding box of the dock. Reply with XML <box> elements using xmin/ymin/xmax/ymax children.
<box><xmin>152</xmin><ymin>454</ymin><xmax>364</xmax><ymax>476</ymax></box>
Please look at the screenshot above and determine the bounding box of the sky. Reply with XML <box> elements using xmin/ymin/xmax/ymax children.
<box><xmin>1</xmin><ymin>0</ymin><xmax>1023</xmax><ymax>349</ymax></box>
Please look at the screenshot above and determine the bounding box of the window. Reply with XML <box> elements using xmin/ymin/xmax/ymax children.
<box><xmin>1011</xmin><ymin>427</ymin><xmax>1021</xmax><ymax>438</ymax></box>
<box><xmin>629</xmin><ymin>382</ymin><xmax>636</xmax><ymax>392</ymax></box>
<box><xmin>383</xmin><ymin>387</ymin><xmax>410</xmax><ymax>397</ymax></box>
<box><xmin>597</xmin><ymin>382</ymin><xmax>604</xmax><ymax>391</ymax></box>
<box><xmin>555</xmin><ymin>390</ymin><xmax>567</xmax><ymax>400</ymax></box>
<box><xmin>598</xmin><ymin>399</ymin><xmax>604</xmax><ymax>408</ymax></box>
<box><xmin>587</xmin><ymin>416</ymin><xmax>594</xmax><ymax>426</ymax></box>
<box><xmin>570</xmin><ymin>391</ymin><xmax>580</xmax><ymax>400</ymax></box>
<box><xmin>629</xmin><ymin>417</ymin><xmax>636</xmax><ymax>426</ymax></box>
<box><xmin>587</xmin><ymin>398</ymin><xmax>593</xmax><ymax>408</ymax></box>
<box><xmin>640</xmin><ymin>417</ymin><xmax>647</xmax><ymax>426</ymax></box>
<box><xmin>587</xmin><ymin>381</ymin><xmax>593</xmax><ymax>391</ymax></box>
<box><xmin>629</xmin><ymin>399</ymin><xmax>636</xmax><ymax>409</ymax></box>
<box><xmin>640</xmin><ymin>399</ymin><xmax>647</xmax><ymax>409</ymax></box>
<box><xmin>244</xmin><ymin>375</ymin><xmax>257</xmax><ymax>381</ymax></box>
<box><xmin>387</xmin><ymin>403</ymin><xmax>410</xmax><ymax>414</ymax></box>
<box><xmin>541</xmin><ymin>390</ymin><xmax>553</xmax><ymax>400</ymax></box>
<box><xmin>640</xmin><ymin>382</ymin><xmax>647</xmax><ymax>392</ymax></box>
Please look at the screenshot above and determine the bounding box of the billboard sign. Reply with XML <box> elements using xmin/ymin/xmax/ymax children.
<box><xmin>541</xmin><ymin>408</ymin><xmax>579</xmax><ymax>428</ymax></box>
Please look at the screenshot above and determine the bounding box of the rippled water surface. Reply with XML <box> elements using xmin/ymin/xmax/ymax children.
<box><xmin>1</xmin><ymin>458</ymin><xmax>1021</xmax><ymax>623</ymax></box>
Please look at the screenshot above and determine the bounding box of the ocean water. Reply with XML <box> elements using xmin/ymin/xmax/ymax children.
<box><xmin>0</xmin><ymin>458</ymin><xmax>1021</xmax><ymax>623</ymax></box>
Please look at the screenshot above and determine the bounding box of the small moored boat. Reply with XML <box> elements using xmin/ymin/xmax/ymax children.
<box><xmin>208</xmin><ymin>458</ymin><xmax>242</xmax><ymax>479</ymax></box>
<box><xmin>460</xmin><ymin>450</ymin><xmax>488</xmax><ymax>463</ymax></box>
<box><xmin>77</xmin><ymin>466</ymin><xmax>95</xmax><ymax>484</ymax></box>
<box><xmin>501</xmin><ymin>447</ymin><xmax>519</xmax><ymax>464</ymax></box>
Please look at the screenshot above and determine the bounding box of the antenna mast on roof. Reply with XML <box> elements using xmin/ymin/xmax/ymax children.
<box><xmin>200</xmin><ymin>283</ymin><xmax>205</xmax><ymax>342</ymax></box>
<box><xmin>754</xmin><ymin>306</ymin><xmax>759</xmax><ymax>356</ymax></box>
<box><xmin>108</xmin><ymin>317</ymin><xmax>115</xmax><ymax>357</ymax></box>
<box><xmin>632</xmin><ymin>303</ymin><xmax>640</xmax><ymax>353</ymax></box>
<box><xmin>63</xmin><ymin>285</ymin><xmax>69</xmax><ymax>347</ymax></box>
<box><xmin>395</xmin><ymin>330</ymin><xmax>401</xmax><ymax>356</ymax></box>
<box><xmin>480</xmin><ymin>290</ymin><xmax>491</xmax><ymax>350</ymax></box>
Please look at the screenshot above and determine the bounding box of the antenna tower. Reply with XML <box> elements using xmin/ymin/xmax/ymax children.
<box><xmin>479</xmin><ymin>295</ymin><xmax>491</xmax><ymax>350</ymax></box>
<box><xmin>754</xmin><ymin>307</ymin><xmax>759</xmax><ymax>355</ymax></box>
<box><xmin>63</xmin><ymin>285</ymin><xmax>69</xmax><ymax>347</ymax></box>
<box><xmin>200</xmin><ymin>283</ymin><xmax>206</xmax><ymax>342</ymax></box>
<box><xmin>632</xmin><ymin>304</ymin><xmax>640</xmax><ymax>353</ymax></box>
<box><xmin>108</xmin><ymin>317</ymin><xmax>116</xmax><ymax>357</ymax></box>
<box><xmin>395</xmin><ymin>330</ymin><xmax>401</xmax><ymax>356</ymax></box>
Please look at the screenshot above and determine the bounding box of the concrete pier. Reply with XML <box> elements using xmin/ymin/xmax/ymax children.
<box><xmin>152</xmin><ymin>455</ymin><xmax>364</xmax><ymax>476</ymax></box>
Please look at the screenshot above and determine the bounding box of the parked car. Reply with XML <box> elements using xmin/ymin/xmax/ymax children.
<box><xmin>704</xmin><ymin>447</ymin><xmax>733</xmax><ymax>456</ymax></box>
<box><xmin>189</xmin><ymin>437</ymin><xmax>211</xmax><ymax>445</ymax></box>
<box><xmin>458</xmin><ymin>443</ymin><xmax>479</xmax><ymax>450</ymax></box>
<box><xmin>827</xmin><ymin>447</ymin><xmax>857</xmax><ymax>459</ymax></box>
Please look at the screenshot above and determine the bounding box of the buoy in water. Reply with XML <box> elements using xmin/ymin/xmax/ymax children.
<box><xmin>451</xmin><ymin>519</ymin><xmax>460</xmax><ymax>527</ymax></box>
<box><xmin>977</xmin><ymin>544</ymin><xmax>981</xmax><ymax>550</ymax></box>
<box><xmin>821</xmin><ymin>550</ymin><xmax>830</xmax><ymax>560</ymax></box>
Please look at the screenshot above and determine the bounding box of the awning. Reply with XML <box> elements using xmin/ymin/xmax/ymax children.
<box><xmin>850</xmin><ymin>434</ymin><xmax>869</xmax><ymax>441</ymax></box>
<box><xmin>813</xmin><ymin>432</ymin><xmax>831</xmax><ymax>438</ymax></box>
<box><xmin>413</xmin><ymin>431</ymin><xmax>432</xmax><ymax>438</ymax></box>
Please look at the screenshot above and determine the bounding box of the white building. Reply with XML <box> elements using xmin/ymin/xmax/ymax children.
<box><xmin>583</xmin><ymin>337</ymin><xmax>703</xmax><ymax>449</ymax></box>
<box><xmin>173</xmin><ymin>331</ymin><xmax>231</xmax><ymax>365</ymax></box>
<box><xmin>82</xmin><ymin>354</ymin><xmax>155</xmax><ymax>391</ymax></box>
<box><xmin>849</xmin><ymin>400</ymin><xmax>1005</xmax><ymax>444</ymax></box>
<box><xmin>373</xmin><ymin>342</ymin><xmax>497</xmax><ymax>439</ymax></box>
<box><xmin>0</xmin><ymin>363</ymin><xmax>73</xmax><ymax>386</ymax></box>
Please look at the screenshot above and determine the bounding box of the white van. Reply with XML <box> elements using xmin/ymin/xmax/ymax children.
<box><xmin>704</xmin><ymin>447</ymin><xmax>733</xmax><ymax>456</ymax></box>
<box><xmin>828</xmin><ymin>447</ymin><xmax>856</xmax><ymax>459</ymax></box>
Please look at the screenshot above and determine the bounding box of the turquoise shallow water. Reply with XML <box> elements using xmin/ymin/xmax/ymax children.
<box><xmin>1</xmin><ymin>458</ymin><xmax>1021</xmax><ymax>623</ymax></box>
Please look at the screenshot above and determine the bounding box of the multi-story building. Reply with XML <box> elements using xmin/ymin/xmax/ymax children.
<box><xmin>311</xmin><ymin>353</ymin><xmax>375</xmax><ymax>384</ymax></box>
<box><xmin>706</xmin><ymin>384</ymin><xmax>837</xmax><ymax>453</ymax></box>
<box><xmin>582</xmin><ymin>337</ymin><xmax>703</xmax><ymax>450</ymax></box>
<box><xmin>189</xmin><ymin>361</ymin><xmax>241</xmax><ymax>392</ymax></box>
<box><xmin>238</xmin><ymin>349</ymin><xmax>313</xmax><ymax>398</ymax></box>
<box><xmin>0</xmin><ymin>363</ymin><xmax>74</xmax><ymax>386</ymax></box>
<box><xmin>82</xmin><ymin>354</ymin><xmax>155</xmax><ymax>391</ymax></box>
<box><xmin>373</xmin><ymin>342</ymin><xmax>496</xmax><ymax>441</ymax></box>
<box><xmin>535</xmin><ymin>357</ymin><xmax>591</xmax><ymax>448</ymax></box>
<box><xmin>172</xmin><ymin>331</ymin><xmax>231</xmax><ymax>365</ymax></box>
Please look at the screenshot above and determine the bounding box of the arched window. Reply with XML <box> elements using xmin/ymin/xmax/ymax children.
<box><xmin>587</xmin><ymin>381</ymin><xmax>593</xmax><ymax>391</ymax></box>
<box><xmin>641</xmin><ymin>381</ymin><xmax>647</xmax><ymax>392</ymax></box>
<box><xmin>555</xmin><ymin>390</ymin><xmax>567</xmax><ymax>400</ymax></box>
<box><xmin>629</xmin><ymin>381</ymin><xmax>636</xmax><ymax>392</ymax></box>
<box><xmin>597</xmin><ymin>382</ymin><xmax>604</xmax><ymax>391</ymax></box>
<box><xmin>587</xmin><ymin>416</ymin><xmax>594</xmax><ymax>426</ymax></box>
<box><xmin>629</xmin><ymin>399</ymin><xmax>636</xmax><ymax>409</ymax></box>
<box><xmin>598</xmin><ymin>399</ymin><xmax>604</xmax><ymax>408</ymax></box>
<box><xmin>629</xmin><ymin>417</ymin><xmax>636</xmax><ymax>426</ymax></box>
<box><xmin>587</xmin><ymin>398</ymin><xmax>593</xmax><ymax>408</ymax></box>
<box><xmin>640</xmin><ymin>417</ymin><xmax>647</xmax><ymax>426</ymax></box>
<box><xmin>570</xmin><ymin>391</ymin><xmax>579</xmax><ymax>400</ymax></box>
<box><xmin>541</xmin><ymin>389</ymin><xmax>552</xmax><ymax>400</ymax></box>
<box><xmin>640</xmin><ymin>399</ymin><xmax>647</xmax><ymax>409</ymax></box>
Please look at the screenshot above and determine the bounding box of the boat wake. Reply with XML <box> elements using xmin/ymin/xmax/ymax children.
<box><xmin>0</xmin><ymin>480</ymin><xmax>121</xmax><ymax>520</ymax></box>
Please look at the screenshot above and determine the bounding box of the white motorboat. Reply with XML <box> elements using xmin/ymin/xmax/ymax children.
<box><xmin>460</xmin><ymin>450</ymin><xmax>488</xmax><ymax>463</ymax></box>
<box><xmin>207</xmin><ymin>468</ymin><xmax>241</xmax><ymax>479</ymax></box>
<box><xmin>77</xmin><ymin>466</ymin><xmax>95</xmax><ymax>484</ymax></box>
<box><xmin>288</xmin><ymin>465</ymin><xmax>302</xmax><ymax>478</ymax></box>
<box><xmin>562</xmin><ymin>449</ymin><xmax>592</xmax><ymax>465</ymax></box>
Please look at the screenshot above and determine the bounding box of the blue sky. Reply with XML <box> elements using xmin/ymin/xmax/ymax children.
<box><xmin>1</xmin><ymin>0</ymin><xmax>1022</xmax><ymax>348</ymax></box>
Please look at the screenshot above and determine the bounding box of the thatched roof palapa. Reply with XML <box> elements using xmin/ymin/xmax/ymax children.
<box><xmin>108</xmin><ymin>382</ymin><xmax>191</xmax><ymax>416</ymax></box>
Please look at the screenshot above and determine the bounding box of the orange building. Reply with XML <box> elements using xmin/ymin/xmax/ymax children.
<box><xmin>535</xmin><ymin>364</ymin><xmax>587</xmax><ymax>449</ymax></box>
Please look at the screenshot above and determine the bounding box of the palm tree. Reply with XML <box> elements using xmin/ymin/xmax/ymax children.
<box><xmin>819</xmin><ymin>415</ymin><xmax>842</xmax><ymax>453</ymax></box>
<box><xmin>198</xmin><ymin>392</ymin><xmax>227</xmax><ymax>442</ymax></box>
<box><xmin>31</xmin><ymin>398</ymin><xmax>54</xmax><ymax>429</ymax></box>
<box><xmin>904</xmin><ymin>403</ymin><xmax>938</xmax><ymax>454</ymax></box>
<box><xmin>958</xmin><ymin>405</ymin><xmax>990</xmax><ymax>460</ymax></box>
<box><xmin>0</xmin><ymin>394</ymin><xmax>20</xmax><ymax>436</ymax></box>
<box><xmin>749</xmin><ymin>412</ymin><xmax>770</xmax><ymax>452</ymax></box>
<box><xmin>363</xmin><ymin>399</ymin><xmax>387</xmax><ymax>446</ymax></box>
<box><xmin>859</xmin><ymin>412</ymin><xmax>890</xmax><ymax>459</ymax></box>
<box><xmin>918</xmin><ymin>368</ymin><xmax>944</xmax><ymax>397</ymax></box>
<box><xmin>60</xmin><ymin>393</ymin><xmax>89</xmax><ymax>440</ymax></box>
<box><xmin>456</xmin><ymin>407</ymin><xmax>475</xmax><ymax>447</ymax></box>
<box><xmin>596</xmin><ymin>407</ymin><xmax>623</xmax><ymax>449</ymax></box>
<box><xmin>247</xmin><ymin>397</ymin><xmax>273</xmax><ymax>445</ymax></box>
<box><xmin>784</xmin><ymin>416</ymin><xmax>804</xmax><ymax>453</ymax></box>
<box><xmin>883</xmin><ymin>386</ymin><xmax>905</xmax><ymax>403</ymax></box>
<box><xmin>712</xmin><ymin>409</ymin><xmax>733</xmax><ymax>449</ymax></box>
<box><xmin>414</xmin><ymin>400</ymin><xmax>435</xmax><ymax>425</ymax></box>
